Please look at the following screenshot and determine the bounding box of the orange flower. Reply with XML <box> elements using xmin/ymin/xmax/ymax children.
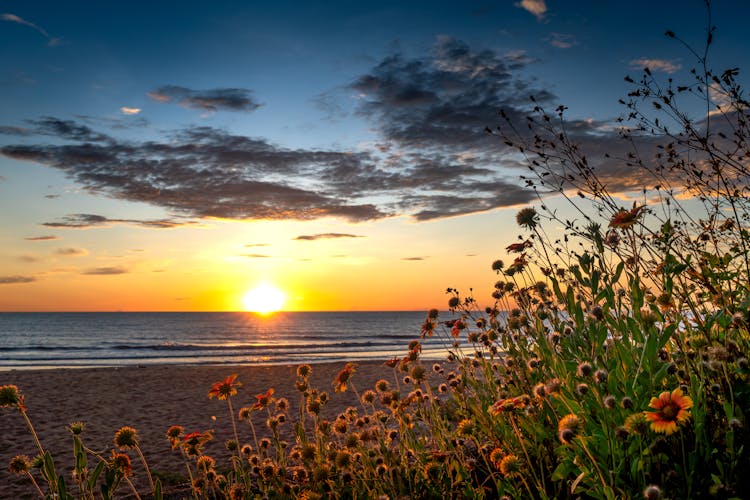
<box><xmin>490</xmin><ymin>395</ymin><xmax>529</xmax><ymax>415</ymax></box>
<box><xmin>506</xmin><ymin>240</ymin><xmax>532</xmax><ymax>253</ymax></box>
<box><xmin>208</xmin><ymin>374</ymin><xmax>241</xmax><ymax>400</ymax></box>
<box><xmin>333</xmin><ymin>363</ymin><xmax>357</xmax><ymax>393</ymax></box>
<box><xmin>251</xmin><ymin>388</ymin><xmax>275</xmax><ymax>410</ymax></box>
<box><xmin>384</xmin><ymin>357</ymin><xmax>400</xmax><ymax>368</ymax></box>
<box><xmin>110</xmin><ymin>452</ymin><xmax>133</xmax><ymax>477</ymax></box>
<box><xmin>609</xmin><ymin>205</ymin><xmax>645</xmax><ymax>229</ymax></box>
<box><xmin>644</xmin><ymin>387</ymin><xmax>693</xmax><ymax>435</ymax></box>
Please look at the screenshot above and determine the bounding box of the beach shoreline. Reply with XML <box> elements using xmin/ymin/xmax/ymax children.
<box><xmin>0</xmin><ymin>360</ymin><xmax>402</xmax><ymax>497</ymax></box>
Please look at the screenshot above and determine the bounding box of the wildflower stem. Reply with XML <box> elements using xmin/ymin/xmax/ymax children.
<box><xmin>226</xmin><ymin>397</ymin><xmax>240</xmax><ymax>453</ymax></box>
<box><xmin>25</xmin><ymin>471</ymin><xmax>45</xmax><ymax>499</ymax></box>
<box><xmin>123</xmin><ymin>474</ymin><xmax>142</xmax><ymax>500</ymax></box>
<box><xmin>134</xmin><ymin>444</ymin><xmax>155</xmax><ymax>494</ymax></box>
<box><xmin>20</xmin><ymin>410</ymin><xmax>45</xmax><ymax>457</ymax></box>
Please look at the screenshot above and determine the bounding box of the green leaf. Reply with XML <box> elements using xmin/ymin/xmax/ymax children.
<box><xmin>89</xmin><ymin>460</ymin><xmax>105</xmax><ymax>491</ymax></box>
<box><xmin>552</xmin><ymin>460</ymin><xmax>575</xmax><ymax>481</ymax></box>
<box><xmin>154</xmin><ymin>478</ymin><xmax>163</xmax><ymax>500</ymax></box>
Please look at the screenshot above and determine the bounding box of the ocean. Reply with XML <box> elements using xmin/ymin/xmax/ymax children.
<box><xmin>0</xmin><ymin>311</ymin><xmax>459</xmax><ymax>370</ymax></box>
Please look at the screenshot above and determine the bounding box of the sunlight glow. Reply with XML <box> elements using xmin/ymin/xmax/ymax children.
<box><xmin>242</xmin><ymin>282</ymin><xmax>286</xmax><ymax>314</ymax></box>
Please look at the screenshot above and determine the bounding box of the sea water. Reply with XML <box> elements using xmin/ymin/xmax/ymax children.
<box><xmin>0</xmin><ymin>311</ymin><xmax>460</xmax><ymax>369</ymax></box>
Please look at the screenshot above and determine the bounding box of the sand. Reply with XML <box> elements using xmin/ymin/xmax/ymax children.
<box><xmin>0</xmin><ymin>361</ymin><xmax>396</xmax><ymax>498</ymax></box>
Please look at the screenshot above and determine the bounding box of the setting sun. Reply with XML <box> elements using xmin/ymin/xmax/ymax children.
<box><xmin>242</xmin><ymin>283</ymin><xmax>286</xmax><ymax>314</ymax></box>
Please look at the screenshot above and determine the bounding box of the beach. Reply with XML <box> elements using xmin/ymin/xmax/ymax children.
<box><xmin>0</xmin><ymin>361</ymin><xmax>394</xmax><ymax>498</ymax></box>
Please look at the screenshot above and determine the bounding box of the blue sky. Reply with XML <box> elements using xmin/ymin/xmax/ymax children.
<box><xmin>1</xmin><ymin>0</ymin><xmax>748</xmax><ymax>310</ymax></box>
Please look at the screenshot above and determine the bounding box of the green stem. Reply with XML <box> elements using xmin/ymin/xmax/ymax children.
<box><xmin>135</xmin><ymin>444</ymin><xmax>155</xmax><ymax>494</ymax></box>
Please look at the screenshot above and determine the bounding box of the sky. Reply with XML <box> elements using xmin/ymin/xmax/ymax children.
<box><xmin>1</xmin><ymin>0</ymin><xmax>748</xmax><ymax>312</ymax></box>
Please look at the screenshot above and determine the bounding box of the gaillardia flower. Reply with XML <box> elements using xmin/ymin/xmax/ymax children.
<box><xmin>644</xmin><ymin>387</ymin><xmax>693</xmax><ymax>435</ymax></box>
<box><xmin>251</xmin><ymin>388</ymin><xmax>276</xmax><ymax>410</ymax></box>
<box><xmin>208</xmin><ymin>374</ymin><xmax>241</xmax><ymax>400</ymax></box>
<box><xmin>333</xmin><ymin>363</ymin><xmax>357</xmax><ymax>393</ymax></box>
<box><xmin>114</xmin><ymin>426</ymin><xmax>139</xmax><ymax>450</ymax></box>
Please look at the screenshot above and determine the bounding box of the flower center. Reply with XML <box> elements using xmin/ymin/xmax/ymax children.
<box><xmin>661</xmin><ymin>403</ymin><xmax>678</xmax><ymax>420</ymax></box>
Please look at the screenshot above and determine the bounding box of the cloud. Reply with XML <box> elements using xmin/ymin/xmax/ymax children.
<box><xmin>81</xmin><ymin>266</ymin><xmax>127</xmax><ymax>275</ymax></box>
<box><xmin>2</xmin><ymin>13</ymin><xmax>60</xmax><ymax>46</ymax></box>
<box><xmin>42</xmin><ymin>213</ymin><xmax>196</xmax><ymax>229</ymax></box>
<box><xmin>147</xmin><ymin>86</ymin><xmax>262</xmax><ymax>113</ymax></box>
<box><xmin>240</xmin><ymin>253</ymin><xmax>272</xmax><ymax>258</ymax></box>
<box><xmin>3</xmin><ymin>39</ymin><xmax>638</xmax><ymax>222</ymax></box>
<box><xmin>548</xmin><ymin>33</ymin><xmax>577</xmax><ymax>49</ymax></box>
<box><xmin>350</xmin><ymin>37</ymin><xmax>552</xmax><ymax>153</ymax></box>
<box><xmin>515</xmin><ymin>0</ymin><xmax>547</xmax><ymax>20</ymax></box>
<box><xmin>294</xmin><ymin>233</ymin><xmax>364</xmax><ymax>241</ymax></box>
<box><xmin>245</xmin><ymin>243</ymin><xmax>270</xmax><ymax>247</ymax></box>
<box><xmin>120</xmin><ymin>107</ymin><xmax>141</xmax><ymax>115</ymax></box>
<box><xmin>402</xmin><ymin>256</ymin><xmax>428</xmax><ymax>261</ymax></box>
<box><xmin>629</xmin><ymin>58</ymin><xmax>682</xmax><ymax>74</ymax></box>
<box><xmin>2</xmin><ymin>127</ymin><xmax>386</xmax><ymax>222</ymax></box>
<box><xmin>18</xmin><ymin>254</ymin><xmax>41</xmax><ymax>263</ymax></box>
<box><xmin>25</xmin><ymin>235</ymin><xmax>58</xmax><ymax>241</ymax></box>
<box><xmin>56</xmin><ymin>247</ymin><xmax>88</xmax><ymax>256</ymax></box>
<box><xmin>0</xmin><ymin>275</ymin><xmax>36</xmax><ymax>284</ymax></box>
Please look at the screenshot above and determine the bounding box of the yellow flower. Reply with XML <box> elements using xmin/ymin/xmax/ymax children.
<box><xmin>644</xmin><ymin>387</ymin><xmax>693</xmax><ymax>435</ymax></box>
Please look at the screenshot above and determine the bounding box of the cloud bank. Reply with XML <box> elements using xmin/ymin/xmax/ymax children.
<box><xmin>0</xmin><ymin>38</ymin><xmax>665</xmax><ymax>225</ymax></box>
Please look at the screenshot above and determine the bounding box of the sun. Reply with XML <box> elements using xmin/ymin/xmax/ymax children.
<box><xmin>242</xmin><ymin>282</ymin><xmax>286</xmax><ymax>314</ymax></box>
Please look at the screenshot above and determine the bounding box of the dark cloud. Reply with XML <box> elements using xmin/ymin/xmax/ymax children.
<box><xmin>25</xmin><ymin>235</ymin><xmax>58</xmax><ymax>241</ymax></box>
<box><xmin>4</xmin><ymin>38</ymin><xmax>640</xmax><ymax>222</ymax></box>
<box><xmin>56</xmin><ymin>247</ymin><xmax>87</xmax><ymax>256</ymax></box>
<box><xmin>3</xmin><ymin>128</ymin><xmax>385</xmax><ymax>222</ymax></box>
<box><xmin>402</xmin><ymin>256</ymin><xmax>428</xmax><ymax>261</ymax></box>
<box><xmin>294</xmin><ymin>233</ymin><xmax>364</xmax><ymax>241</ymax></box>
<box><xmin>81</xmin><ymin>266</ymin><xmax>127</xmax><ymax>275</ymax></box>
<box><xmin>148</xmin><ymin>86</ymin><xmax>262</xmax><ymax>113</ymax></box>
<box><xmin>350</xmin><ymin>37</ymin><xmax>553</xmax><ymax>153</ymax></box>
<box><xmin>42</xmin><ymin>213</ymin><xmax>196</xmax><ymax>229</ymax></box>
<box><xmin>0</xmin><ymin>275</ymin><xmax>36</xmax><ymax>284</ymax></box>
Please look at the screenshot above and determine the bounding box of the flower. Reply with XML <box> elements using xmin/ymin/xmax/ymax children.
<box><xmin>182</xmin><ymin>431</ymin><xmax>213</xmax><ymax>457</ymax></box>
<box><xmin>643</xmin><ymin>485</ymin><xmax>662</xmax><ymax>500</ymax></box>
<box><xmin>624</xmin><ymin>413</ymin><xmax>650</xmax><ymax>435</ymax></box>
<box><xmin>456</xmin><ymin>419</ymin><xmax>475</xmax><ymax>436</ymax></box>
<box><xmin>609</xmin><ymin>204</ymin><xmax>645</xmax><ymax>229</ymax></box>
<box><xmin>498</xmin><ymin>454</ymin><xmax>522</xmax><ymax>476</ymax></box>
<box><xmin>8</xmin><ymin>455</ymin><xmax>31</xmax><ymax>474</ymax></box>
<box><xmin>506</xmin><ymin>240</ymin><xmax>533</xmax><ymax>253</ymax></box>
<box><xmin>333</xmin><ymin>363</ymin><xmax>357</xmax><ymax>393</ymax></box>
<box><xmin>296</xmin><ymin>364</ymin><xmax>312</xmax><ymax>378</ymax></box>
<box><xmin>558</xmin><ymin>414</ymin><xmax>581</xmax><ymax>444</ymax></box>
<box><xmin>251</xmin><ymin>388</ymin><xmax>275</xmax><ymax>410</ymax></box>
<box><xmin>384</xmin><ymin>357</ymin><xmax>400</xmax><ymax>368</ymax></box>
<box><xmin>110</xmin><ymin>452</ymin><xmax>133</xmax><ymax>477</ymax></box>
<box><xmin>0</xmin><ymin>384</ymin><xmax>25</xmax><ymax>410</ymax></box>
<box><xmin>490</xmin><ymin>395</ymin><xmax>529</xmax><ymax>414</ymax></box>
<box><xmin>644</xmin><ymin>387</ymin><xmax>693</xmax><ymax>435</ymax></box>
<box><xmin>516</xmin><ymin>207</ymin><xmax>538</xmax><ymax>228</ymax></box>
<box><xmin>166</xmin><ymin>425</ymin><xmax>184</xmax><ymax>448</ymax></box>
<box><xmin>114</xmin><ymin>426</ymin><xmax>139</xmax><ymax>450</ymax></box>
<box><xmin>68</xmin><ymin>421</ymin><xmax>85</xmax><ymax>435</ymax></box>
<box><xmin>208</xmin><ymin>374</ymin><xmax>241</xmax><ymax>400</ymax></box>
